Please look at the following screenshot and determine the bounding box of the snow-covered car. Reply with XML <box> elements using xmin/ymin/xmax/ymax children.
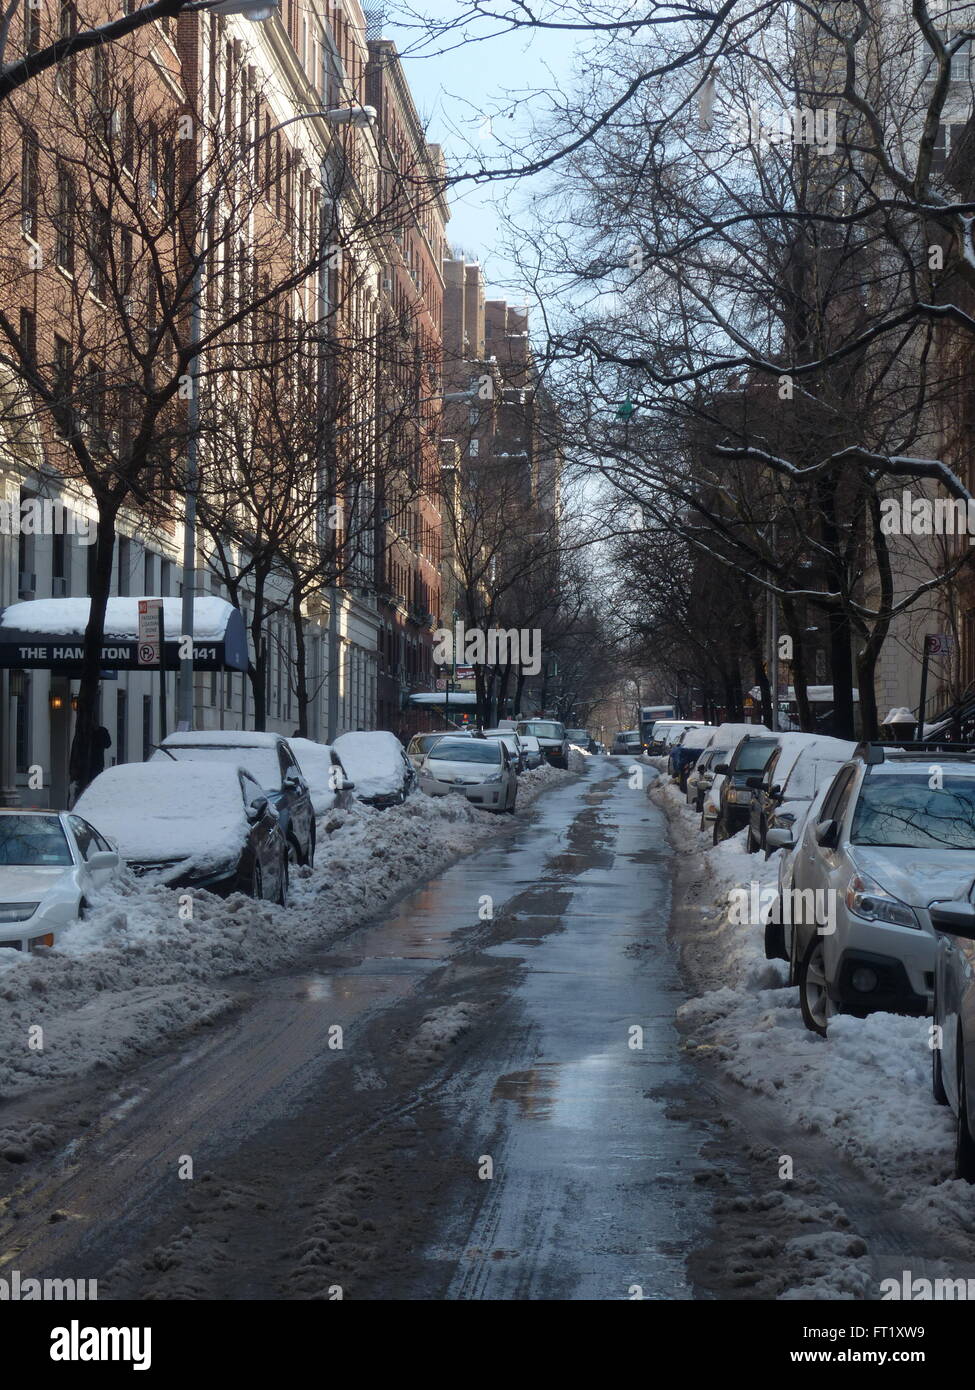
<box><xmin>74</xmin><ymin>761</ymin><xmax>289</xmax><ymax>903</ymax></box>
<box><xmin>0</xmin><ymin>809</ymin><xmax>121</xmax><ymax>953</ymax></box>
<box><xmin>687</xmin><ymin>746</ymin><xmax>725</xmax><ymax>812</ymax></box>
<box><xmin>332</xmin><ymin>731</ymin><xmax>417</xmax><ymax>808</ymax></box>
<box><xmin>931</xmin><ymin>895</ymin><xmax>975</xmax><ymax>1179</ymax></box>
<box><xmin>284</xmin><ymin>737</ymin><xmax>356</xmax><ymax>817</ymax></box>
<box><xmin>517</xmin><ymin>733</ymin><xmax>545</xmax><ymax>769</ymax></box>
<box><xmin>514</xmin><ymin>719</ymin><xmax>569</xmax><ymax>768</ymax></box>
<box><xmin>418</xmin><ymin>735</ymin><xmax>517</xmax><ymax>812</ymax></box>
<box><xmin>153</xmin><ymin>731</ymin><xmax>316</xmax><ymax>867</ymax></box>
<box><xmin>785</xmin><ymin>746</ymin><xmax>975</xmax><ymax>1036</ymax></box>
<box><xmin>745</xmin><ymin>733</ymin><xmax>856</xmax><ymax>854</ymax></box>
<box><xmin>669</xmin><ymin>725</ymin><xmax>715</xmax><ymax>790</ymax></box>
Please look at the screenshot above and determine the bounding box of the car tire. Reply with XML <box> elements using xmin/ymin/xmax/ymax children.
<box><xmin>307</xmin><ymin>824</ymin><xmax>316</xmax><ymax>870</ymax></box>
<box><xmin>78</xmin><ymin>896</ymin><xmax>92</xmax><ymax>921</ymax></box>
<box><xmin>798</xmin><ymin>933</ymin><xmax>832</xmax><ymax>1037</ymax></box>
<box><xmin>712</xmin><ymin>819</ymin><xmax>724</xmax><ymax>846</ymax></box>
<box><xmin>746</xmin><ymin>825</ymin><xmax>759</xmax><ymax>854</ymax></box>
<box><xmin>788</xmin><ymin>913</ymin><xmax>801</xmax><ymax>987</ymax></box>
<box><xmin>286</xmin><ymin>837</ymin><xmax>300</xmax><ymax>867</ymax></box>
<box><xmin>933</xmin><ymin>1037</ymin><xmax>949</xmax><ymax>1106</ymax></box>
<box><xmin>278</xmin><ymin>854</ymin><xmax>289</xmax><ymax>908</ymax></box>
<box><xmin>251</xmin><ymin>860</ymin><xmax>263</xmax><ymax>900</ymax></box>
<box><xmin>956</xmin><ymin>1042</ymin><xmax>975</xmax><ymax>1181</ymax></box>
<box><xmin>764</xmin><ymin>905</ymin><xmax>786</xmax><ymax>962</ymax></box>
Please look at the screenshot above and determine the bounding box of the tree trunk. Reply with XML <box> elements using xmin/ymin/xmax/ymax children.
<box><xmin>68</xmin><ymin>502</ymin><xmax>118</xmax><ymax>802</ymax></box>
<box><xmin>292</xmin><ymin>594</ymin><xmax>309</xmax><ymax>737</ymax></box>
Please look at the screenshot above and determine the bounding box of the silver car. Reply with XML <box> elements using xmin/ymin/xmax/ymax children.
<box><xmin>781</xmin><ymin>747</ymin><xmax>975</xmax><ymax>1036</ymax></box>
<box><xmin>417</xmin><ymin>736</ymin><xmax>518</xmax><ymax>813</ymax></box>
<box><xmin>931</xmin><ymin>895</ymin><xmax>975</xmax><ymax>1179</ymax></box>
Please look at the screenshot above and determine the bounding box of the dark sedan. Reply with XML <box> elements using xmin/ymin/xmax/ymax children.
<box><xmin>712</xmin><ymin>734</ymin><xmax>780</xmax><ymax>844</ymax></box>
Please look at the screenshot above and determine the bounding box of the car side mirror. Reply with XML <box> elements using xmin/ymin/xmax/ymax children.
<box><xmin>765</xmin><ymin>827</ymin><xmax>794</xmax><ymax>851</ymax></box>
<box><xmin>930</xmin><ymin>901</ymin><xmax>975</xmax><ymax>939</ymax></box>
<box><xmin>86</xmin><ymin>850</ymin><xmax>119</xmax><ymax>871</ymax></box>
<box><xmin>745</xmin><ymin>776</ymin><xmax>765</xmax><ymax>790</ymax></box>
<box><xmin>247</xmin><ymin>795</ymin><xmax>269</xmax><ymax>821</ymax></box>
<box><xmin>815</xmin><ymin>819</ymin><xmax>839</xmax><ymax>849</ymax></box>
<box><xmin>714</xmin><ymin>763</ymin><xmax>730</xmax><ymax>775</ymax></box>
<box><xmin>771</xmin><ymin>784</ymin><xmax>782</xmax><ymax>797</ymax></box>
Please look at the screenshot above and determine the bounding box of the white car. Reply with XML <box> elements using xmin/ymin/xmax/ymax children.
<box><xmin>417</xmin><ymin>735</ymin><xmax>518</xmax><ymax>812</ymax></box>
<box><xmin>481</xmin><ymin>729</ymin><xmax>527</xmax><ymax>772</ymax></box>
<box><xmin>782</xmin><ymin>746</ymin><xmax>975</xmax><ymax>1036</ymax></box>
<box><xmin>405</xmin><ymin>732</ymin><xmax>448</xmax><ymax>770</ymax></box>
<box><xmin>517</xmin><ymin>734</ymin><xmax>545</xmax><ymax>769</ymax></box>
<box><xmin>0</xmin><ymin>809</ymin><xmax>121</xmax><ymax>952</ymax></box>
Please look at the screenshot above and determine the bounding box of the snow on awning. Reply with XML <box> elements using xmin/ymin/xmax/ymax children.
<box><xmin>409</xmin><ymin>691</ymin><xmax>478</xmax><ymax>706</ymax></box>
<box><xmin>0</xmin><ymin>597</ymin><xmax>248</xmax><ymax>672</ymax></box>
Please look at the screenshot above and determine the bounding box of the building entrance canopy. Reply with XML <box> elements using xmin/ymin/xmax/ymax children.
<box><xmin>0</xmin><ymin>597</ymin><xmax>248</xmax><ymax>672</ymax></box>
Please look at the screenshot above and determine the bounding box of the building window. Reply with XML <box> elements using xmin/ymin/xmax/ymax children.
<box><xmin>117</xmin><ymin>536</ymin><xmax>131</xmax><ymax>596</ymax></box>
<box><xmin>15</xmin><ymin>675</ymin><xmax>32</xmax><ymax>774</ymax></box>
<box><xmin>55</xmin><ymin>4</ymin><xmax>77</xmax><ymax>98</ymax></box>
<box><xmin>19</xmin><ymin>307</ymin><xmax>36</xmax><ymax>366</ymax></box>
<box><xmin>143</xmin><ymin>550</ymin><xmax>154</xmax><ymax>594</ymax></box>
<box><xmin>26</xmin><ymin>1</ymin><xmax>41</xmax><ymax>54</ymax></box>
<box><xmin>56</xmin><ymin>164</ymin><xmax>75</xmax><ymax>271</ymax></box>
<box><xmin>160</xmin><ymin>558</ymin><xmax>172</xmax><ymax>595</ymax></box>
<box><xmin>20</xmin><ymin>128</ymin><xmax>38</xmax><ymax>237</ymax></box>
<box><xmin>951</xmin><ymin>38</ymin><xmax>971</xmax><ymax>82</ymax></box>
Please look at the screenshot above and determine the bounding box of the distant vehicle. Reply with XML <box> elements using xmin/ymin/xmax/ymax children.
<box><xmin>612</xmin><ymin>729</ymin><xmax>642</xmax><ymax>755</ymax></box>
<box><xmin>668</xmin><ymin>725</ymin><xmax>714</xmax><ymax>790</ymax></box>
<box><xmin>332</xmin><ymin>731</ymin><xmax>418</xmax><ymax>808</ymax></box>
<box><xmin>75</xmin><ymin>762</ymin><xmax>288</xmax><ymax>903</ymax></box>
<box><xmin>639</xmin><ymin>704</ymin><xmax>677</xmax><ymax>748</ymax></box>
<box><xmin>284</xmin><ymin>738</ymin><xmax>356</xmax><ymax>817</ymax></box>
<box><xmin>482</xmin><ymin>729</ymin><xmax>528</xmax><ymax>773</ymax></box>
<box><xmin>0</xmin><ymin>809</ymin><xmax>122</xmax><ymax>953</ymax></box>
<box><xmin>406</xmin><ymin>732</ymin><xmax>449</xmax><ymax>770</ymax></box>
<box><xmin>514</xmin><ymin>719</ymin><xmax>569</xmax><ymax>769</ymax></box>
<box><xmin>647</xmin><ymin>719</ymin><xmax>704</xmax><ymax>755</ymax></box>
<box><xmin>154</xmin><ymin>730</ymin><xmax>316</xmax><ymax>868</ymax></box>
<box><xmin>418</xmin><ymin>735</ymin><xmax>518</xmax><ymax>812</ymax></box>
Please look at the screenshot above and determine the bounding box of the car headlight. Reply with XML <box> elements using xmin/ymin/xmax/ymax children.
<box><xmin>484</xmin><ymin>771</ymin><xmax>503</xmax><ymax>783</ymax></box>
<box><xmin>0</xmin><ymin>902</ymin><xmax>39</xmax><ymax>922</ymax></box>
<box><xmin>727</xmin><ymin>788</ymin><xmax>750</xmax><ymax>804</ymax></box>
<box><xmin>845</xmin><ymin>873</ymin><xmax>919</xmax><ymax>929</ymax></box>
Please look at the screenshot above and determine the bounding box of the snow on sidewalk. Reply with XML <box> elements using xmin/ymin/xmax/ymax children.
<box><xmin>0</xmin><ymin>765</ymin><xmax>571</xmax><ymax>1114</ymax></box>
<box><xmin>653</xmin><ymin>772</ymin><xmax>975</xmax><ymax>1244</ymax></box>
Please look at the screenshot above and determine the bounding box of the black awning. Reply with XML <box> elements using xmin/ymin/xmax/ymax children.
<box><xmin>0</xmin><ymin>598</ymin><xmax>248</xmax><ymax>673</ymax></box>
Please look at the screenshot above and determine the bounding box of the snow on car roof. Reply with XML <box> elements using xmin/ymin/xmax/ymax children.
<box><xmin>161</xmin><ymin>729</ymin><xmax>283</xmax><ymax>748</ymax></box>
<box><xmin>74</xmin><ymin>761</ymin><xmax>253</xmax><ymax>865</ymax></box>
<box><xmin>332</xmin><ymin>731</ymin><xmax>407</xmax><ymax>798</ymax></box>
<box><xmin>285</xmin><ymin>738</ymin><xmax>344</xmax><ymax>815</ymax></box>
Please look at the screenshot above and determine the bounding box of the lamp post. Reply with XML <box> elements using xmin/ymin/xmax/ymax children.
<box><xmin>176</xmin><ymin>102</ymin><xmax>377</xmax><ymax>732</ymax></box>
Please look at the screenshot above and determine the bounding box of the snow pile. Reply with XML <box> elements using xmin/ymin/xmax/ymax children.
<box><xmin>0</xmin><ymin>766</ymin><xmax>569</xmax><ymax>1102</ymax></box>
<box><xmin>654</xmin><ymin>775</ymin><xmax>969</xmax><ymax>1220</ymax></box>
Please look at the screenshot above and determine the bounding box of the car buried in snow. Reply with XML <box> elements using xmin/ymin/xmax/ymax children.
<box><xmin>332</xmin><ymin>731</ymin><xmax>418</xmax><ymax>808</ymax></box>
<box><xmin>74</xmin><ymin>761</ymin><xmax>289</xmax><ymax>904</ymax></box>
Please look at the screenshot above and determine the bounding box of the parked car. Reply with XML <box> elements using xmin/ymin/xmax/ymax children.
<box><xmin>154</xmin><ymin>730</ymin><xmax>316</xmax><ymax>868</ymax></box>
<box><xmin>565</xmin><ymin>728</ymin><xmax>597</xmax><ymax>752</ymax></box>
<box><xmin>417</xmin><ymin>735</ymin><xmax>518</xmax><ymax>812</ymax></box>
<box><xmin>514</xmin><ymin>719</ymin><xmax>569</xmax><ymax>768</ymax></box>
<box><xmin>931</xmin><ymin>895</ymin><xmax>975</xmax><ymax>1179</ymax></box>
<box><xmin>406</xmin><ymin>732</ymin><xmax>449</xmax><ymax>771</ymax></box>
<box><xmin>332</xmin><ymin>730</ymin><xmax>418</xmax><ymax>808</ymax></box>
<box><xmin>745</xmin><ymin>734</ymin><xmax>856</xmax><ymax>854</ymax></box>
<box><xmin>0</xmin><ymin>809</ymin><xmax>122</xmax><ymax>952</ymax></box>
<box><xmin>75</xmin><ymin>761</ymin><xmax>289</xmax><ymax>903</ymax></box>
<box><xmin>284</xmin><ymin>737</ymin><xmax>356</xmax><ymax>817</ymax></box>
<box><xmin>669</xmin><ymin>725</ymin><xmax>715</xmax><ymax>790</ymax></box>
<box><xmin>648</xmin><ymin>720</ymin><xmax>704</xmax><ymax>755</ymax></box>
<box><xmin>688</xmin><ymin>746</ymin><xmax>725</xmax><ymax>814</ymax></box>
<box><xmin>517</xmin><ymin>734</ymin><xmax>546</xmax><ymax>769</ymax></box>
<box><xmin>481</xmin><ymin>728</ymin><xmax>527</xmax><ymax>773</ymax></box>
<box><xmin>783</xmin><ymin>745</ymin><xmax>975</xmax><ymax>1036</ymax></box>
<box><xmin>764</xmin><ymin>780</ymin><xmax>833</xmax><ymax>975</ymax></box>
<box><xmin>712</xmin><ymin>733</ymin><xmax>781</xmax><ymax>844</ymax></box>
<box><xmin>611</xmin><ymin>729</ymin><xmax>643</xmax><ymax>756</ymax></box>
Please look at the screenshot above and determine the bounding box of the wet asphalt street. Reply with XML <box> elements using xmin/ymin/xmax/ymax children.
<box><xmin>0</xmin><ymin>757</ymin><xmax>725</xmax><ymax>1299</ymax></box>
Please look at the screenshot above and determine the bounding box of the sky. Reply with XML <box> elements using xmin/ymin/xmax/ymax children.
<box><xmin>382</xmin><ymin>1</ymin><xmax>585</xmax><ymax>299</ymax></box>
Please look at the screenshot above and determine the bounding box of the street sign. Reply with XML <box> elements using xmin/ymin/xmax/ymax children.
<box><xmin>925</xmin><ymin>634</ymin><xmax>954</xmax><ymax>656</ymax></box>
<box><xmin>137</xmin><ymin>641</ymin><xmax>159</xmax><ymax>667</ymax></box>
<box><xmin>138</xmin><ymin>599</ymin><xmax>162</xmax><ymax>645</ymax></box>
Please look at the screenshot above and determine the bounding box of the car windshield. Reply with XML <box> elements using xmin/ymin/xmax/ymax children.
<box><xmin>850</xmin><ymin>774</ymin><xmax>975</xmax><ymax>849</ymax></box>
<box><xmin>428</xmin><ymin>740</ymin><xmax>502</xmax><ymax>763</ymax></box>
<box><xmin>565</xmin><ymin>730</ymin><xmax>587</xmax><ymax>739</ymax></box>
<box><xmin>163</xmin><ymin>744</ymin><xmax>282</xmax><ymax>789</ymax></box>
<box><xmin>522</xmin><ymin>722</ymin><xmax>563</xmax><ymax>739</ymax></box>
<box><xmin>733</xmin><ymin>741</ymin><xmax>777</xmax><ymax>773</ymax></box>
<box><xmin>0</xmin><ymin>815</ymin><xmax>73</xmax><ymax>866</ymax></box>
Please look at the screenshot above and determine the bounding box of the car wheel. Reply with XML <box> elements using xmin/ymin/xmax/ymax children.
<box><xmin>746</xmin><ymin>825</ymin><xmax>759</xmax><ymax>854</ymax></box>
<box><xmin>278</xmin><ymin>854</ymin><xmax>289</xmax><ymax>908</ymax></box>
<box><xmin>956</xmin><ymin>1042</ymin><xmax>975</xmax><ymax>1181</ymax></box>
<box><xmin>712</xmin><ymin>819</ymin><xmax>725</xmax><ymax>846</ymax></box>
<box><xmin>933</xmin><ymin>1036</ymin><xmax>949</xmax><ymax>1106</ymax></box>
<box><xmin>788</xmin><ymin>913</ymin><xmax>801</xmax><ymax>987</ymax></box>
<box><xmin>286</xmin><ymin>837</ymin><xmax>300</xmax><ymax>867</ymax></box>
<box><xmin>307</xmin><ymin>824</ymin><xmax>316</xmax><ymax>870</ymax></box>
<box><xmin>78</xmin><ymin>896</ymin><xmax>92</xmax><ymax>921</ymax></box>
<box><xmin>798</xmin><ymin>933</ymin><xmax>832</xmax><ymax>1037</ymax></box>
<box><xmin>251</xmin><ymin>860</ymin><xmax>264</xmax><ymax>900</ymax></box>
<box><xmin>700</xmin><ymin>812</ymin><xmax>707</xmax><ymax>832</ymax></box>
<box><xmin>764</xmin><ymin>903</ymin><xmax>786</xmax><ymax>962</ymax></box>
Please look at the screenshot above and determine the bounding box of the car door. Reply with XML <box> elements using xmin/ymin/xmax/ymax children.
<box><xmin>501</xmin><ymin>745</ymin><xmax>516</xmax><ymax>805</ymax></box>
<box><xmin>279</xmin><ymin>742</ymin><xmax>313</xmax><ymax>860</ymax></box>
<box><xmin>240</xmin><ymin>770</ymin><xmax>282</xmax><ymax>898</ymax></box>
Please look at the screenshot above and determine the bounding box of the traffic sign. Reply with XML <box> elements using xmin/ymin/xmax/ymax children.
<box><xmin>137</xmin><ymin>641</ymin><xmax>159</xmax><ymax>667</ymax></box>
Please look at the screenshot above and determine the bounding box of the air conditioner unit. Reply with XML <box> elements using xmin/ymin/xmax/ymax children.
<box><xmin>52</xmin><ymin>577</ymin><xmax>68</xmax><ymax>597</ymax></box>
<box><xmin>18</xmin><ymin>572</ymin><xmax>35</xmax><ymax>599</ymax></box>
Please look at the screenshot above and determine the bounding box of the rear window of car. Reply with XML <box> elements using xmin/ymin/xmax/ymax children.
<box><xmin>521</xmin><ymin>722</ymin><xmax>564</xmax><ymax>739</ymax></box>
<box><xmin>428</xmin><ymin>740</ymin><xmax>502</xmax><ymax>763</ymax></box>
<box><xmin>731</xmin><ymin>739</ymin><xmax>777</xmax><ymax>773</ymax></box>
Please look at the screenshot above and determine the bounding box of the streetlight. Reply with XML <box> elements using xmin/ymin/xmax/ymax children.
<box><xmin>176</xmin><ymin>102</ymin><xmax>378</xmax><ymax>731</ymax></box>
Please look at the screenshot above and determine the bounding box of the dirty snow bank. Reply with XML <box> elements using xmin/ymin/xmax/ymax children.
<box><xmin>0</xmin><ymin>767</ymin><xmax>569</xmax><ymax>1104</ymax></box>
<box><xmin>652</xmin><ymin>774</ymin><xmax>971</xmax><ymax>1248</ymax></box>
